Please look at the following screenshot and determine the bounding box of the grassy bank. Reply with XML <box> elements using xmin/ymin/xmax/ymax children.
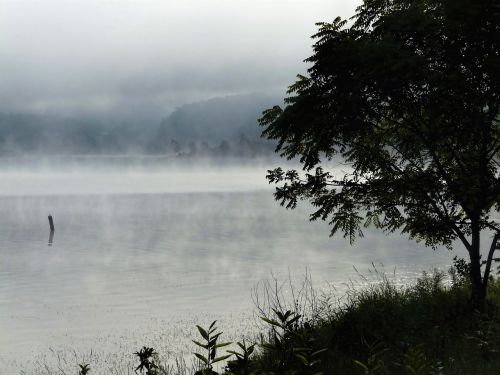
<box><xmin>74</xmin><ymin>270</ymin><xmax>500</xmax><ymax>375</ymax></box>
<box><xmin>239</xmin><ymin>272</ymin><xmax>500</xmax><ymax>375</ymax></box>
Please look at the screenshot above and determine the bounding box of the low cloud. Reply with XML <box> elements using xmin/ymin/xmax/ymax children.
<box><xmin>0</xmin><ymin>0</ymin><xmax>359</xmax><ymax>121</ymax></box>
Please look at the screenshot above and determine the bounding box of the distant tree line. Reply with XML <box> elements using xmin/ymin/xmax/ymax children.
<box><xmin>154</xmin><ymin>135</ymin><xmax>273</xmax><ymax>159</ymax></box>
<box><xmin>0</xmin><ymin>94</ymin><xmax>278</xmax><ymax>157</ymax></box>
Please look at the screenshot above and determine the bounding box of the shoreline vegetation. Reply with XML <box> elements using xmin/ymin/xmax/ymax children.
<box><xmin>51</xmin><ymin>265</ymin><xmax>500</xmax><ymax>375</ymax></box>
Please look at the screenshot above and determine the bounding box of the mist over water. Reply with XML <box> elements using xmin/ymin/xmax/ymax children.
<box><xmin>0</xmin><ymin>157</ymin><xmax>271</xmax><ymax>196</ymax></box>
<box><xmin>0</xmin><ymin>157</ymin><xmax>464</xmax><ymax>373</ymax></box>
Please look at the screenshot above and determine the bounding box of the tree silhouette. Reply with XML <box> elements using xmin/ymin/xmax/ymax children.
<box><xmin>260</xmin><ymin>0</ymin><xmax>500</xmax><ymax>307</ymax></box>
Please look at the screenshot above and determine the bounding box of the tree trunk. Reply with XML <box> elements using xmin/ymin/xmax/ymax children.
<box><xmin>469</xmin><ymin>258</ymin><xmax>485</xmax><ymax>310</ymax></box>
<box><xmin>469</xmin><ymin>224</ymin><xmax>486</xmax><ymax>310</ymax></box>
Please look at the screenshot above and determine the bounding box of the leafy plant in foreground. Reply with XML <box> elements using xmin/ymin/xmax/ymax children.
<box><xmin>287</xmin><ymin>319</ymin><xmax>327</xmax><ymax>375</ymax></box>
<box><xmin>353</xmin><ymin>339</ymin><xmax>389</xmax><ymax>375</ymax></box>
<box><xmin>78</xmin><ymin>363</ymin><xmax>90</xmax><ymax>375</ymax></box>
<box><xmin>193</xmin><ymin>320</ymin><xmax>232</xmax><ymax>375</ymax></box>
<box><xmin>466</xmin><ymin>315</ymin><xmax>500</xmax><ymax>361</ymax></box>
<box><xmin>260</xmin><ymin>309</ymin><xmax>301</xmax><ymax>373</ymax></box>
<box><xmin>292</xmin><ymin>346</ymin><xmax>327</xmax><ymax>375</ymax></box>
<box><xmin>226</xmin><ymin>341</ymin><xmax>256</xmax><ymax>375</ymax></box>
<box><xmin>134</xmin><ymin>346</ymin><xmax>160</xmax><ymax>375</ymax></box>
<box><xmin>401</xmin><ymin>345</ymin><xmax>435</xmax><ymax>375</ymax></box>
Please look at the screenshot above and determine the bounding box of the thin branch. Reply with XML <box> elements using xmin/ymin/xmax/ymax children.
<box><xmin>373</xmin><ymin>147</ymin><xmax>472</xmax><ymax>250</ymax></box>
<box><xmin>487</xmin><ymin>141</ymin><xmax>500</xmax><ymax>162</ymax></box>
<box><xmin>484</xmin><ymin>221</ymin><xmax>500</xmax><ymax>233</ymax></box>
<box><xmin>483</xmin><ymin>231</ymin><xmax>500</xmax><ymax>285</ymax></box>
<box><xmin>376</xmin><ymin>113</ymin><xmax>469</xmax><ymax>182</ymax></box>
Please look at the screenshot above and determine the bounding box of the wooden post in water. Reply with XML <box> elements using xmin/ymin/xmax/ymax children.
<box><xmin>48</xmin><ymin>215</ymin><xmax>55</xmax><ymax>231</ymax></box>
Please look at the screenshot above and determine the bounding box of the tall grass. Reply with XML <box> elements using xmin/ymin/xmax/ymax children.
<box><xmin>250</xmin><ymin>270</ymin><xmax>500</xmax><ymax>374</ymax></box>
<box><xmin>33</xmin><ymin>269</ymin><xmax>500</xmax><ymax>374</ymax></box>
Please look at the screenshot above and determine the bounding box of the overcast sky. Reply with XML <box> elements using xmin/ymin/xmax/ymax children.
<box><xmin>0</xmin><ymin>0</ymin><xmax>360</xmax><ymax>122</ymax></box>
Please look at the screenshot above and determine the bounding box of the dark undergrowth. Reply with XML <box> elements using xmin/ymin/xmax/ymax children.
<box><xmin>243</xmin><ymin>272</ymin><xmax>500</xmax><ymax>375</ymax></box>
<box><xmin>73</xmin><ymin>269</ymin><xmax>500</xmax><ymax>375</ymax></box>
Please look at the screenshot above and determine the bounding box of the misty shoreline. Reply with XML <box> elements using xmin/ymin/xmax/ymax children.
<box><xmin>0</xmin><ymin>94</ymin><xmax>280</xmax><ymax>158</ymax></box>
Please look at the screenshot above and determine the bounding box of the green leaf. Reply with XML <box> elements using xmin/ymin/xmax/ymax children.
<box><xmin>312</xmin><ymin>348</ymin><xmax>328</xmax><ymax>357</ymax></box>
<box><xmin>260</xmin><ymin>316</ymin><xmax>282</xmax><ymax>328</ymax></box>
<box><xmin>293</xmin><ymin>347</ymin><xmax>311</xmax><ymax>353</ymax></box>
<box><xmin>288</xmin><ymin>315</ymin><xmax>301</xmax><ymax>326</ymax></box>
<box><xmin>192</xmin><ymin>340</ymin><xmax>208</xmax><ymax>349</ymax></box>
<box><xmin>209</xmin><ymin>332</ymin><xmax>222</xmax><ymax>344</ymax></box>
<box><xmin>214</xmin><ymin>342</ymin><xmax>231</xmax><ymax>348</ymax></box>
<box><xmin>353</xmin><ymin>360</ymin><xmax>368</xmax><ymax>371</ymax></box>
<box><xmin>226</xmin><ymin>350</ymin><xmax>239</xmax><ymax>356</ymax></box>
<box><xmin>294</xmin><ymin>353</ymin><xmax>308</xmax><ymax>365</ymax></box>
<box><xmin>272</xmin><ymin>309</ymin><xmax>284</xmax><ymax>321</ymax></box>
<box><xmin>260</xmin><ymin>343</ymin><xmax>277</xmax><ymax>350</ymax></box>
<box><xmin>196</xmin><ymin>325</ymin><xmax>209</xmax><ymax>341</ymax></box>
<box><xmin>212</xmin><ymin>354</ymin><xmax>232</xmax><ymax>363</ymax></box>
<box><xmin>194</xmin><ymin>353</ymin><xmax>208</xmax><ymax>364</ymax></box>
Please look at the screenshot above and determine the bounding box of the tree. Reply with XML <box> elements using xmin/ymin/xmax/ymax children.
<box><xmin>259</xmin><ymin>0</ymin><xmax>500</xmax><ymax>308</ymax></box>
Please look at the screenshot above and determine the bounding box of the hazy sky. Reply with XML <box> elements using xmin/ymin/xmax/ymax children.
<box><xmin>0</xmin><ymin>0</ymin><xmax>360</xmax><ymax>121</ymax></box>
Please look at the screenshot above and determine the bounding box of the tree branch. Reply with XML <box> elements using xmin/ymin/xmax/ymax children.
<box><xmin>483</xmin><ymin>231</ymin><xmax>500</xmax><ymax>285</ymax></box>
<box><xmin>372</xmin><ymin>146</ymin><xmax>472</xmax><ymax>251</ymax></box>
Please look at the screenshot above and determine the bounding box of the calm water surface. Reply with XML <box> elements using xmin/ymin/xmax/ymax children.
<box><xmin>0</xmin><ymin>159</ymin><xmax>463</xmax><ymax>373</ymax></box>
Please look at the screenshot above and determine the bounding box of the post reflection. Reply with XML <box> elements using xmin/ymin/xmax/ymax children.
<box><xmin>48</xmin><ymin>229</ymin><xmax>54</xmax><ymax>246</ymax></box>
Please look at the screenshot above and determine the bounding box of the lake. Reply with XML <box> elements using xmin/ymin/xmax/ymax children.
<box><xmin>0</xmin><ymin>157</ymin><xmax>463</xmax><ymax>373</ymax></box>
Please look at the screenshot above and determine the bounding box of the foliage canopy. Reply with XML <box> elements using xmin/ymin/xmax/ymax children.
<box><xmin>260</xmin><ymin>0</ymin><xmax>500</xmax><ymax>304</ymax></box>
